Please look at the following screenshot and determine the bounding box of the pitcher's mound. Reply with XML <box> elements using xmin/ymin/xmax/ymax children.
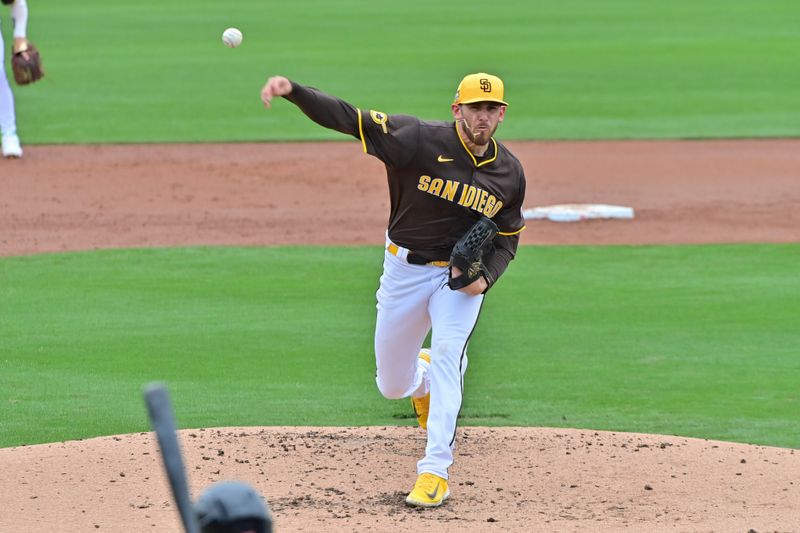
<box><xmin>1</xmin><ymin>426</ymin><xmax>798</xmax><ymax>532</ymax></box>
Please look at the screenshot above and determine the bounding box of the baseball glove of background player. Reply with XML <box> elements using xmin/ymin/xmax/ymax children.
<box><xmin>12</xmin><ymin>41</ymin><xmax>45</xmax><ymax>86</ymax></box>
<box><xmin>448</xmin><ymin>216</ymin><xmax>498</xmax><ymax>290</ymax></box>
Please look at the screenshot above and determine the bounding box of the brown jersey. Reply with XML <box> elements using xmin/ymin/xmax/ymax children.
<box><xmin>284</xmin><ymin>82</ymin><xmax>527</xmax><ymax>288</ymax></box>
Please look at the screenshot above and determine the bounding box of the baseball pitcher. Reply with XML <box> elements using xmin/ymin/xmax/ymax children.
<box><xmin>261</xmin><ymin>72</ymin><xmax>526</xmax><ymax>507</ymax></box>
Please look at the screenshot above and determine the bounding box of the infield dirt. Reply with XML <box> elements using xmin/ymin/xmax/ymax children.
<box><xmin>1</xmin><ymin>140</ymin><xmax>798</xmax><ymax>531</ymax></box>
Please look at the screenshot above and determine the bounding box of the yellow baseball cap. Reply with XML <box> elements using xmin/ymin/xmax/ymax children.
<box><xmin>453</xmin><ymin>73</ymin><xmax>508</xmax><ymax>106</ymax></box>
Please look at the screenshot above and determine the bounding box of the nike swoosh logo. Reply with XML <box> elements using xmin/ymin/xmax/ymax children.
<box><xmin>425</xmin><ymin>482</ymin><xmax>440</xmax><ymax>500</ymax></box>
<box><xmin>437</xmin><ymin>155</ymin><xmax>454</xmax><ymax>163</ymax></box>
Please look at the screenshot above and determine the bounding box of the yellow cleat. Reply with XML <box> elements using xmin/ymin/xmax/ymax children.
<box><xmin>406</xmin><ymin>472</ymin><xmax>450</xmax><ymax>508</ymax></box>
<box><xmin>410</xmin><ymin>349</ymin><xmax>431</xmax><ymax>430</ymax></box>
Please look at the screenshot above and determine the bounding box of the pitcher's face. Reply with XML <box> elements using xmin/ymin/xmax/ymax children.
<box><xmin>453</xmin><ymin>102</ymin><xmax>506</xmax><ymax>146</ymax></box>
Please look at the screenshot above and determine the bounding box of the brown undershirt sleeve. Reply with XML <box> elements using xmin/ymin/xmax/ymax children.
<box><xmin>482</xmin><ymin>233</ymin><xmax>519</xmax><ymax>290</ymax></box>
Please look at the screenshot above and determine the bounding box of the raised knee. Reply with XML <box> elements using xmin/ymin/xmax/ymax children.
<box><xmin>375</xmin><ymin>378</ymin><xmax>407</xmax><ymax>400</ymax></box>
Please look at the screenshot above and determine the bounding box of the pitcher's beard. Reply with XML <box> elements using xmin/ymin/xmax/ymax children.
<box><xmin>461</xmin><ymin>120</ymin><xmax>495</xmax><ymax>146</ymax></box>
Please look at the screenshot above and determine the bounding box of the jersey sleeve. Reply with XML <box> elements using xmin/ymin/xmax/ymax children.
<box><xmin>494</xmin><ymin>164</ymin><xmax>527</xmax><ymax>237</ymax></box>
<box><xmin>283</xmin><ymin>81</ymin><xmax>419</xmax><ymax>169</ymax></box>
<box><xmin>482</xmin><ymin>234</ymin><xmax>519</xmax><ymax>290</ymax></box>
<box><xmin>357</xmin><ymin>111</ymin><xmax>420</xmax><ymax>169</ymax></box>
<box><xmin>284</xmin><ymin>82</ymin><xmax>361</xmax><ymax>138</ymax></box>
<box><xmin>483</xmin><ymin>163</ymin><xmax>527</xmax><ymax>290</ymax></box>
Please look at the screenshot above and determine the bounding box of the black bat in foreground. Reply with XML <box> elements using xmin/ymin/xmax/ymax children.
<box><xmin>143</xmin><ymin>382</ymin><xmax>200</xmax><ymax>533</ymax></box>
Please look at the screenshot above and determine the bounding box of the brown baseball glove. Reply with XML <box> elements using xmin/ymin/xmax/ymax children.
<box><xmin>12</xmin><ymin>41</ymin><xmax>45</xmax><ymax>86</ymax></box>
<box><xmin>448</xmin><ymin>216</ymin><xmax>498</xmax><ymax>290</ymax></box>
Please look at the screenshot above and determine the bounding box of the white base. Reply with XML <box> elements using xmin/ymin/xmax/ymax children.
<box><xmin>523</xmin><ymin>204</ymin><xmax>634</xmax><ymax>222</ymax></box>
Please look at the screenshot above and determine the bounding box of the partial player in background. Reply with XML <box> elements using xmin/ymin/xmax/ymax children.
<box><xmin>195</xmin><ymin>481</ymin><xmax>272</xmax><ymax>533</ymax></box>
<box><xmin>144</xmin><ymin>382</ymin><xmax>273</xmax><ymax>533</ymax></box>
<box><xmin>1</xmin><ymin>0</ymin><xmax>30</xmax><ymax>158</ymax></box>
<box><xmin>261</xmin><ymin>72</ymin><xmax>526</xmax><ymax>507</ymax></box>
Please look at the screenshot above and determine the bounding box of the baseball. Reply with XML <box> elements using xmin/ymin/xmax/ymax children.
<box><xmin>222</xmin><ymin>27</ymin><xmax>243</xmax><ymax>48</ymax></box>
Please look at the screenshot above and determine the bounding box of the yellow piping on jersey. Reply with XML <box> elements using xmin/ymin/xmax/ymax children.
<box><xmin>498</xmin><ymin>225</ymin><xmax>526</xmax><ymax>236</ymax></box>
<box><xmin>454</xmin><ymin>123</ymin><xmax>498</xmax><ymax>167</ymax></box>
<box><xmin>357</xmin><ymin>108</ymin><xmax>367</xmax><ymax>153</ymax></box>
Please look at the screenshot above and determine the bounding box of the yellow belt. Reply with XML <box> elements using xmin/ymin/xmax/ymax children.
<box><xmin>387</xmin><ymin>243</ymin><xmax>449</xmax><ymax>267</ymax></box>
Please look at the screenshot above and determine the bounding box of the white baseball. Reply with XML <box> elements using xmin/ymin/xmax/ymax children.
<box><xmin>222</xmin><ymin>27</ymin><xmax>243</xmax><ymax>48</ymax></box>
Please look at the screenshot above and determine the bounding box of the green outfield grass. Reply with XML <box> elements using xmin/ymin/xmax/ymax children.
<box><xmin>6</xmin><ymin>0</ymin><xmax>800</xmax><ymax>143</ymax></box>
<box><xmin>2</xmin><ymin>244</ymin><xmax>798</xmax><ymax>449</ymax></box>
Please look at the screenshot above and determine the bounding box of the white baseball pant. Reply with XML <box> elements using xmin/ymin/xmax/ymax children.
<box><xmin>374</xmin><ymin>238</ymin><xmax>484</xmax><ymax>479</ymax></box>
<box><xmin>0</xmin><ymin>25</ymin><xmax>17</xmax><ymax>137</ymax></box>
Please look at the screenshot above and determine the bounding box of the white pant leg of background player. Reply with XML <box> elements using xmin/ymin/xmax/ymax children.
<box><xmin>2</xmin><ymin>0</ymin><xmax>28</xmax><ymax>136</ymax></box>
<box><xmin>417</xmin><ymin>286</ymin><xmax>483</xmax><ymax>479</ymax></box>
<box><xmin>373</xmin><ymin>252</ymin><xmax>436</xmax><ymax>400</ymax></box>
<box><xmin>0</xmin><ymin>25</ymin><xmax>17</xmax><ymax>137</ymax></box>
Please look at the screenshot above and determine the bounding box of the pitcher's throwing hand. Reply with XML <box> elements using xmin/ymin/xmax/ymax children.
<box><xmin>260</xmin><ymin>76</ymin><xmax>292</xmax><ymax>107</ymax></box>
